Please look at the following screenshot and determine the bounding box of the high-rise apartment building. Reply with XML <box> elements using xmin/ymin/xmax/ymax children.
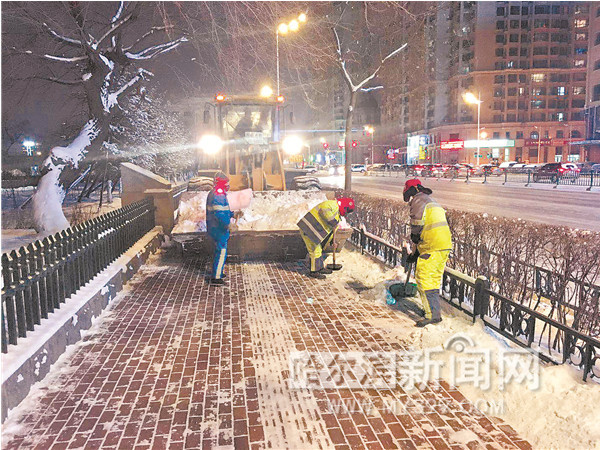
<box><xmin>379</xmin><ymin>2</ymin><xmax>592</xmax><ymax>164</ymax></box>
<box><xmin>580</xmin><ymin>2</ymin><xmax>600</xmax><ymax>162</ymax></box>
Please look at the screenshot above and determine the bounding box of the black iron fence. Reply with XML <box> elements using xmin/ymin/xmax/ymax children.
<box><xmin>1</xmin><ymin>198</ymin><xmax>155</xmax><ymax>353</ymax></box>
<box><xmin>349</xmin><ymin>226</ymin><xmax>600</xmax><ymax>382</ymax></box>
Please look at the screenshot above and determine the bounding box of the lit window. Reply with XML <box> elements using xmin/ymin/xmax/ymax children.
<box><xmin>574</xmin><ymin>59</ymin><xmax>586</xmax><ymax>67</ymax></box>
<box><xmin>531</xmin><ymin>74</ymin><xmax>545</xmax><ymax>82</ymax></box>
<box><xmin>574</xmin><ymin>19</ymin><xmax>588</xmax><ymax>28</ymax></box>
<box><xmin>557</xmin><ymin>87</ymin><xmax>566</xmax><ymax>96</ymax></box>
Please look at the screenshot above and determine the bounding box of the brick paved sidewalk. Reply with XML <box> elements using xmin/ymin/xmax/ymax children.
<box><xmin>2</xmin><ymin>254</ymin><xmax>530</xmax><ymax>450</ymax></box>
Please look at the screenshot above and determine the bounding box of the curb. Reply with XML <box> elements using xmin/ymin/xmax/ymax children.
<box><xmin>1</xmin><ymin>227</ymin><xmax>163</xmax><ymax>422</ymax></box>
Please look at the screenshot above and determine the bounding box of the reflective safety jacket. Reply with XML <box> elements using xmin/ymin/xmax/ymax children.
<box><xmin>409</xmin><ymin>192</ymin><xmax>452</xmax><ymax>254</ymax></box>
<box><xmin>206</xmin><ymin>189</ymin><xmax>232</xmax><ymax>235</ymax></box>
<box><xmin>297</xmin><ymin>200</ymin><xmax>341</xmax><ymax>244</ymax></box>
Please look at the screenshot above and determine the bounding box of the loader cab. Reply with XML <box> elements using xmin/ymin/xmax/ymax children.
<box><xmin>199</xmin><ymin>94</ymin><xmax>287</xmax><ymax>191</ymax></box>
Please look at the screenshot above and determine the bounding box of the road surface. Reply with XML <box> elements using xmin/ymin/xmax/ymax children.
<box><xmin>320</xmin><ymin>174</ymin><xmax>600</xmax><ymax>232</ymax></box>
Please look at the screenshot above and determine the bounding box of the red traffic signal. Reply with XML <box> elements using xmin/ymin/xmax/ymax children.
<box><xmin>351</xmin><ymin>140</ymin><xmax>358</xmax><ymax>148</ymax></box>
<box><xmin>215</xmin><ymin>93</ymin><xmax>226</xmax><ymax>102</ymax></box>
<box><xmin>322</xmin><ymin>142</ymin><xmax>329</xmax><ymax>149</ymax></box>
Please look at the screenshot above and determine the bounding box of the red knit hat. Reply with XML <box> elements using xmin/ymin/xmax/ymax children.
<box><xmin>336</xmin><ymin>197</ymin><xmax>355</xmax><ymax>216</ymax></box>
<box><xmin>403</xmin><ymin>178</ymin><xmax>422</xmax><ymax>194</ymax></box>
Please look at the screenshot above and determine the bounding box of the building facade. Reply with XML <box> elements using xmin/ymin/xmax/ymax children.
<box><xmin>379</xmin><ymin>1</ymin><xmax>592</xmax><ymax>165</ymax></box>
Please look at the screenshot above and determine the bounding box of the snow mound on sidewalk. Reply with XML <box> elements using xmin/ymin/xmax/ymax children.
<box><xmin>173</xmin><ymin>190</ymin><xmax>334</xmax><ymax>233</ymax></box>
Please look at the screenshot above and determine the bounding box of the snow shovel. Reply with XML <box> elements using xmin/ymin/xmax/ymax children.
<box><xmin>387</xmin><ymin>262</ymin><xmax>418</xmax><ymax>299</ymax></box>
<box><xmin>326</xmin><ymin>228</ymin><xmax>342</xmax><ymax>271</ymax></box>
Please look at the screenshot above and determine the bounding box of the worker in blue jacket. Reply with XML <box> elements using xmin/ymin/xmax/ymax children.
<box><xmin>206</xmin><ymin>172</ymin><xmax>233</xmax><ymax>285</ymax></box>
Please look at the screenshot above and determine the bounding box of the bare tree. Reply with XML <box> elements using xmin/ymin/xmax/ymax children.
<box><xmin>3</xmin><ymin>2</ymin><xmax>187</xmax><ymax>233</ymax></box>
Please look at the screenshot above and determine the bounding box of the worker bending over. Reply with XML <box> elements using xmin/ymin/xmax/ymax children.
<box><xmin>404</xmin><ymin>179</ymin><xmax>452</xmax><ymax>327</ymax></box>
<box><xmin>206</xmin><ymin>172</ymin><xmax>232</xmax><ymax>285</ymax></box>
<box><xmin>297</xmin><ymin>197</ymin><xmax>354</xmax><ymax>279</ymax></box>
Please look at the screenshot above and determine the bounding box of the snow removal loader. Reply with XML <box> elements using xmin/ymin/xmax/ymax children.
<box><xmin>191</xmin><ymin>92</ymin><xmax>320</xmax><ymax>192</ymax></box>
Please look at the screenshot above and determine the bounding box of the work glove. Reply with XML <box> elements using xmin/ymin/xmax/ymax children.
<box><xmin>406</xmin><ymin>249</ymin><xmax>420</xmax><ymax>264</ymax></box>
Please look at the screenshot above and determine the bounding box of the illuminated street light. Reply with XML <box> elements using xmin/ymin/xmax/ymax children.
<box><xmin>319</xmin><ymin>137</ymin><xmax>326</xmax><ymax>143</ymax></box>
<box><xmin>480</xmin><ymin>131</ymin><xmax>488</xmax><ymax>139</ymax></box>
<box><xmin>282</xmin><ymin>136</ymin><xmax>303</xmax><ymax>155</ymax></box>
<box><xmin>276</xmin><ymin>15</ymin><xmax>307</xmax><ymax>96</ymax></box>
<box><xmin>199</xmin><ymin>134</ymin><xmax>223</xmax><ymax>155</ymax></box>
<box><xmin>278</xmin><ymin>23</ymin><xmax>288</xmax><ymax>35</ymax></box>
<box><xmin>463</xmin><ymin>91</ymin><xmax>482</xmax><ymax>166</ymax></box>
<box><xmin>260</xmin><ymin>85</ymin><xmax>273</xmax><ymax>98</ymax></box>
<box><xmin>298</xmin><ymin>13</ymin><xmax>307</xmax><ymax>23</ymax></box>
<box><xmin>289</xmin><ymin>19</ymin><xmax>299</xmax><ymax>31</ymax></box>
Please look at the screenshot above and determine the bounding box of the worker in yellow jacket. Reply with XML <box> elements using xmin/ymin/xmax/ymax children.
<box><xmin>297</xmin><ymin>197</ymin><xmax>355</xmax><ymax>279</ymax></box>
<box><xmin>404</xmin><ymin>179</ymin><xmax>452</xmax><ymax>327</ymax></box>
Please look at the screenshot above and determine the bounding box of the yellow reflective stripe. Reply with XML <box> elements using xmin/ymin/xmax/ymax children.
<box><xmin>215</xmin><ymin>248</ymin><xmax>226</xmax><ymax>277</ymax></box>
<box><xmin>300</xmin><ymin>217</ymin><xmax>324</xmax><ymax>243</ymax></box>
<box><xmin>423</xmin><ymin>221</ymin><xmax>449</xmax><ymax>232</ymax></box>
<box><xmin>411</xmin><ymin>219</ymin><xmax>425</xmax><ymax>226</ymax></box>
<box><xmin>207</xmin><ymin>205</ymin><xmax>230</xmax><ymax>211</ymax></box>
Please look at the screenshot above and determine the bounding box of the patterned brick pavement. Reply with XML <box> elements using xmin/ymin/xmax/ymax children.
<box><xmin>2</xmin><ymin>254</ymin><xmax>531</xmax><ymax>450</ymax></box>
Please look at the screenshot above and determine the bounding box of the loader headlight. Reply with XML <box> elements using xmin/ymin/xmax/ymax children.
<box><xmin>199</xmin><ymin>134</ymin><xmax>223</xmax><ymax>155</ymax></box>
<box><xmin>282</xmin><ymin>136</ymin><xmax>303</xmax><ymax>155</ymax></box>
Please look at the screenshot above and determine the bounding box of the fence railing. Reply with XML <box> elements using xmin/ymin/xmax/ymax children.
<box><xmin>367</xmin><ymin>168</ymin><xmax>600</xmax><ymax>189</ymax></box>
<box><xmin>1</xmin><ymin>198</ymin><xmax>155</xmax><ymax>353</ymax></box>
<box><xmin>349</xmin><ymin>226</ymin><xmax>600</xmax><ymax>382</ymax></box>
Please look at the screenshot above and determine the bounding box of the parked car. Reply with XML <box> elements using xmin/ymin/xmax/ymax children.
<box><xmin>423</xmin><ymin>163</ymin><xmax>450</xmax><ymax>176</ymax></box>
<box><xmin>304</xmin><ymin>165</ymin><xmax>318</xmax><ymax>174</ymax></box>
<box><xmin>406</xmin><ymin>164</ymin><xmax>426</xmax><ymax>176</ymax></box>
<box><xmin>392</xmin><ymin>163</ymin><xmax>404</xmax><ymax>171</ymax></box>
<box><xmin>351</xmin><ymin>164</ymin><xmax>367</xmax><ymax>173</ymax></box>
<box><xmin>533</xmin><ymin>163</ymin><xmax>580</xmax><ymax>182</ymax></box>
<box><xmin>328</xmin><ymin>165</ymin><xmax>345</xmax><ymax>176</ymax></box>
<box><xmin>591</xmin><ymin>163</ymin><xmax>600</xmax><ymax>173</ymax></box>
<box><xmin>474</xmin><ymin>164</ymin><xmax>495</xmax><ymax>176</ymax></box>
<box><xmin>509</xmin><ymin>163</ymin><xmax>528</xmax><ymax>173</ymax></box>
<box><xmin>445</xmin><ymin>163</ymin><xmax>475</xmax><ymax>178</ymax></box>
<box><xmin>370</xmin><ymin>164</ymin><xmax>387</xmax><ymax>171</ymax></box>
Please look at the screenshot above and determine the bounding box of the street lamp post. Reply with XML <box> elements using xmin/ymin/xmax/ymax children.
<box><xmin>463</xmin><ymin>92</ymin><xmax>482</xmax><ymax>166</ymax></box>
<box><xmin>364</xmin><ymin>125</ymin><xmax>374</xmax><ymax>164</ymax></box>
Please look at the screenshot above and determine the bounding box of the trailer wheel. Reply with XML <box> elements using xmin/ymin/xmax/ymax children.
<box><xmin>292</xmin><ymin>176</ymin><xmax>321</xmax><ymax>190</ymax></box>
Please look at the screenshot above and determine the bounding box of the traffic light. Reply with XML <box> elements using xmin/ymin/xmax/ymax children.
<box><xmin>351</xmin><ymin>140</ymin><xmax>358</xmax><ymax>148</ymax></box>
<box><xmin>322</xmin><ymin>142</ymin><xmax>329</xmax><ymax>149</ymax></box>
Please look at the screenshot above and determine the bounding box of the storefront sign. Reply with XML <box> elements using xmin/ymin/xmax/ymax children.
<box><xmin>525</xmin><ymin>138</ymin><xmax>552</xmax><ymax>147</ymax></box>
<box><xmin>440</xmin><ymin>140</ymin><xmax>464</xmax><ymax>150</ymax></box>
<box><xmin>464</xmin><ymin>139</ymin><xmax>515</xmax><ymax>148</ymax></box>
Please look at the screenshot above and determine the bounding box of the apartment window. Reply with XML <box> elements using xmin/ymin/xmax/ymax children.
<box><xmin>507</xmin><ymin>87</ymin><xmax>517</xmax><ymax>96</ymax></box>
<box><xmin>510</xmin><ymin>20</ymin><xmax>519</xmax><ymax>29</ymax></box>
<box><xmin>522</xmin><ymin>7</ymin><xmax>529</xmax><ymax>15</ymax></box>
<box><xmin>596</xmin><ymin>33</ymin><xmax>600</xmax><ymax>46</ymax></box>
<box><xmin>551</xmin><ymin>5</ymin><xmax>562</xmax><ymax>14</ymax></box>
<box><xmin>551</xmin><ymin>33</ymin><xmax>568</xmax><ymax>43</ymax></box>
<box><xmin>507</xmin><ymin>101</ymin><xmax>516</xmax><ymax>109</ymax></box>
<box><xmin>575</xmin><ymin>5</ymin><xmax>589</xmax><ymax>15</ymax></box>
<box><xmin>575</xmin><ymin>47</ymin><xmax>588</xmax><ymax>55</ymax></box>
<box><xmin>534</xmin><ymin>19</ymin><xmax>549</xmax><ymax>28</ymax></box>
<box><xmin>494</xmin><ymin>88</ymin><xmax>504</xmax><ymax>97</ymax></box>
<box><xmin>519</xmin><ymin>74</ymin><xmax>527</xmax><ymax>83</ymax></box>
<box><xmin>550</xmin><ymin>73</ymin><xmax>569</xmax><ymax>82</ymax></box>
<box><xmin>493</xmin><ymin>132</ymin><xmax>500</xmax><ymax>139</ymax></box>
<box><xmin>497</xmin><ymin>7</ymin><xmax>505</xmax><ymax>16</ymax></box>
<box><xmin>493</xmin><ymin>115</ymin><xmax>503</xmax><ymax>123</ymax></box>
<box><xmin>507</xmin><ymin>61</ymin><xmax>516</xmax><ymax>68</ymax></box>
<box><xmin>496</xmin><ymin>35</ymin><xmax>506</xmax><ymax>44</ymax></box>
<box><xmin>505</xmin><ymin>132</ymin><xmax>511</xmax><ymax>139</ymax></box>
<box><xmin>519</xmin><ymin>60</ymin><xmax>531</xmax><ymax>69</ymax></box>
<box><xmin>532</xmin><ymin>88</ymin><xmax>546</xmax><ymax>96</ymax></box>
<box><xmin>574</xmin><ymin>19</ymin><xmax>588</xmax><ymax>28</ymax></box>
<box><xmin>496</xmin><ymin>20</ymin><xmax>506</xmax><ymax>30</ymax></box>
<box><xmin>556</xmin><ymin>87</ymin><xmax>566</xmax><ymax>96</ymax></box>
<box><xmin>530</xmin><ymin>131</ymin><xmax>539</xmax><ymax>139</ymax></box>
<box><xmin>495</xmin><ymin>62</ymin><xmax>506</xmax><ymax>70</ymax></box>
<box><xmin>533</xmin><ymin>60</ymin><xmax>548</xmax><ymax>68</ymax></box>
<box><xmin>534</xmin><ymin>33</ymin><xmax>549</xmax><ymax>42</ymax></box>
<box><xmin>516</xmin><ymin>131</ymin><xmax>524</xmax><ymax>139</ymax></box>
<box><xmin>572</xmin><ymin>112</ymin><xmax>583</xmax><ymax>121</ymax></box>
<box><xmin>572</xmin><ymin>99</ymin><xmax>585</xmax><ymax>108</ymax></box>
<box><xmin>556</xmin><ymin>130</ymin><xmax>564</xmax><ymax>138</ymax></box>
<box><xmin>521</xmin><ymin>34</ymin><xmax>530</xmax><ymax>43</ymax></box>
<box><xmin>573</xmin><ymin>73</ymin><xmax>586</xmax><ymax>82</ymax></box>
<box><xmin>520</xmin><ymin>48</ymin><xmax>528</xmax><ymax>57</ymax></box>
<box><xmin>551</xmin><ymin>112</ymin><xmax>565</xmax><ymax>122</ymax></box>
<box><xmin>508</xmin><ymin>74</ymin><xmax>517</xmax><ymax>83</ymax></box>
<box><xmin>595</xmin><ymin>60</ymin><xmax>600</xmax><ymax>71</ymax></box>
<box><xmin>496</xmin><ymin>48</ymin><xmax>505</xmax><ymax>57</ymax></box>
<box><xmin>531</xmin><ymin>100</ymin><xmax>545</xmax><ymax>109</ymax></box>
<box><xmin>597</xmin><ymin>7</ymin><xmax>600</xmax><ymax>17</ymax></box>
<box><xmin>509</xmin><ymin>34</ymin><xmax>519</xmax><ymax>43</ymax></box>
<box><xmin>534</xmin><ymin>5</ymin><xmax>550</xmax><ymax>14</ymax></box>
<box><xmin>510</xmin><ymin>6</ymin><xmax>520</xmax><ymax>15</ymax></box>
<box><xmin>573</xmin><ymin>86</ymin><xmax>585</xmax><ymax>95</ymax></box>
<box><xmin>533</xmin><ymin>47</ymin><xmax>548</xmax><ymax>55</ymax></box>
<box><xmin>576</xmin><ymin>33</ymin><xmax>588</xmax><ymax>41</ymax></box>
<box><xmin>574</xmin><ymin>59</ymin><xmax>586</xmax><ymax>68</ymax></box>
<box><xmin>449</xmin><ymin>133</ymin><xmax>459</xmax><ymax>140</ymax></box>
<box><xmin>509</xmin><ymin>47</ymin><xmax>518</xmax><ymax>56</ymax></box>
<box><xmin>571</xmin><ymin>130</ymin><xmax>582</xmax><ymax>138</ymax></box>
<box><xmin>493</xmin><ymin>101</ymin><xmax>504</xmax><ymax>111</ymax></box>
<box><xmin>522</xmin><ymin>20</ymin><xmax>529</xmax><ymax>29</ymax></box>
<box><xmin>518</xmin><ymin>87</ymin><xmax>527</xmax><ymax>96</ymax></box>
<box><xmin>592</xmin><ymin>85</ymin><xmax>600</xmax><ymax>101</ymax></box>
<box><xmin>494</xmin><ymin>75</ymin><xmax>505</xmax><ymax>83</ymax></box>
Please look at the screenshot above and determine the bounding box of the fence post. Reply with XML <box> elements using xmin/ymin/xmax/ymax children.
<box><xmin>473</xmin><ymin>276</ymin><xmax>490</xmax><ymax>322</ymax></box>
<box><xmin>525</xmin><ymin>171</ymin><xmax>531</xmax><ymax>187</ymax></box>
<box><xmin>588</xmin><ymin>172</ymin><xmax>594</xmax><ymax>191</ymax></box>
<box><xmin>554</xmin><ymin>173</ymin><xmax>560</xmax><ymax>189</ymax></box>
<box><xmin>464</xmin><ymin>169</ymin><xmax>470</xmax><ymax>184</ymax></box>
<box><xmin>482</xmin><ymin>171</ymin><xmax>487</xmax><ymax>184</ymax></box>
<box><xmin>503</xmin><ymin>170</ymin><xmax>508</xmax><ymax>185</ymax></box>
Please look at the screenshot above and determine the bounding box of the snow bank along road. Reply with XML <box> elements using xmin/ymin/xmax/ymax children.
<box><xmin>2</xmin><ymin>253</ymin><xmax>532</xmax><ymax>450</ymax></box>
<box><xmin>320</xmin><ymin>175</ymin><xmax>600</xmax><ymax>232</ymax></box>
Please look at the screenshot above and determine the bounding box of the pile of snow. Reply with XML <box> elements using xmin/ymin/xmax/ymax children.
<box><xmin>173</xmin><ymin>190</ymin><xmax>344</xmax><ymax>233</ymax></box>
<box><xmin>343</xmin><ymin>251</ymin><xmax>600</xmax><ymax>450</ymax></box>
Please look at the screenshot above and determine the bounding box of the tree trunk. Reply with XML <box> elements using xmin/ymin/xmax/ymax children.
<box><xmin>344</xmin><ymin>90</ymin><xmax>358</xmax><ymax>191</ymax></box>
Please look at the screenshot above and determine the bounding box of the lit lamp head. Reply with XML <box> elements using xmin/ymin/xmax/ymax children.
<box><xmin>288</xmin><ymin>19</ymin><xmax>299</xmax><ymax>32</ymax></box>
<box><xmin>298</xmin><ymin>13</ymin><xmax>307</xmax><ymax>23</ymax></box>
<box><xmin>282</xmin><ymin>136</ymin><xmax>303</xmax><ymax>155</ymax></box>
<box><xmin>260</xmin><ymin>85</ymin><xmax>273</xmax><ymax>98</ymax></box>
<box><xmin>199</xmin><ymin>134</ymin><xmax>223</xmax><ymax>155</ymax></box>
<box><xmin>463</xmin><ymin>92</ymin><xmax>481</xmax><ymax>105</ymax></box>
<box><xmin>480</xmin><ymin>131</ymin><xmax>488</xmax><ymax>139</ymax></box>
<box><xmin>278</xmin><ymin>23</ymin><xmax>288</xmax><ymax>34</ymax></box>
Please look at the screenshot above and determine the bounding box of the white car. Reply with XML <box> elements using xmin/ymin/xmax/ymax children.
<box><xmin>351</xmin><ymin>164</ymin><xmax>366</xmax><ymax>173</ymax></box>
